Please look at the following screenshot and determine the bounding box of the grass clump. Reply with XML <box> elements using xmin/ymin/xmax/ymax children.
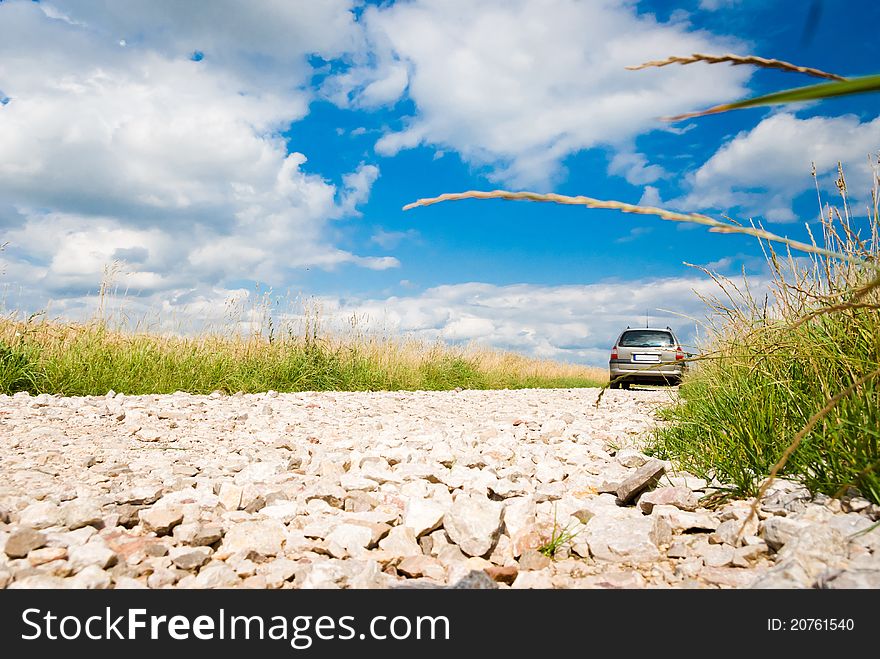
<box><xmin>0</xmin><ymin>339</ymin><xmax>41</xmax><ymax>392</ymax></box>
<box><xmin>649</xmin><ymin>166</ymin><xmax>880</xmax><ymax>504</ymax></box>
<box><xmin>537</xmin><ymin>509</ymin><xmax>582</xmax><ymax>558</ymax></box>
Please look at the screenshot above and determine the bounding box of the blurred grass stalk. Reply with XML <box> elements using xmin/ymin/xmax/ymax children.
<box><xmin>0</xmin><ymin>293</ymin><xmax>606</xmax><ymax>395</ymax></box>
<box><xmin>624</xmin><ymin>51</ymin><xmax>880</xmax><ymax>121</ymax></box>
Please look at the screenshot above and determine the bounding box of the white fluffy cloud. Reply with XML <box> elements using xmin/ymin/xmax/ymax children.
<box><xmin>41</xmin><ymin>0</ymin><xmax>363</xmax><ymax>87</ymax></box>
<box><xmin>609</xmin><ymin>151</ymin><xmax>668</xmax><ymax>185</ymax></box>
<box><xmin>328</xmin><ymin>0</ymin><xmax>750</xmax><ymax>187</ymax></box>
<box><xmin>0</xmin><ymin>0</ymin><xmax>391</xmax><ymax>303</ymax></box>
<box><xmin>675</xmin><ymin>113</ymin><xmax>880</xmax><ymax>221</ymax></box>
<box><xmin>309</xmin><ymin>277</ymin><xmax>727</xmax><ymax>365</ymax></box>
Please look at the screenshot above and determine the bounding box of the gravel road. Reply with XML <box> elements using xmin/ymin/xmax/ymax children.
<box><xmin>1</xmin><ymin>388</ymin><xmax>878</xmax><ymax>589</ymax></box>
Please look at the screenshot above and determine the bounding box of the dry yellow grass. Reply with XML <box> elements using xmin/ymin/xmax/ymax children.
<box><xmin>402</xmin><ymin>189</ymin><xmax>859</xmax><ymax>262</ymax></box>
<box><xmin>626</xmin><ymin>52</ymin><xmax>845</xmax><ymax>81</ymax></box>
<box><xmin>0</xmin><ymin>314</ymin><xmax>606</xmax><ymax>395</ymax></box>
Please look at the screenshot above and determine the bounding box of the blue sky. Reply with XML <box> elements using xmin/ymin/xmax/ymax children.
<box><xmin>1</xmin><ymin>0</ymin><xmax>878</xmax><ymax>364</ymax></box>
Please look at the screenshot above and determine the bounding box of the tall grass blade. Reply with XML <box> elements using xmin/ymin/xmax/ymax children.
<box><xmin>403</xmin><ymin>189</ymin><xmax>862</xmax><ymax>262</ymax></box>
<box><xmin>665</xmin><ymin>74</ymin><xmax>880</xmax><ymax>121</ymax></box>
<box><xmin>627</xmin><ymin>52</ymin><xmax>845</xmax><ymax>81</ymax></box>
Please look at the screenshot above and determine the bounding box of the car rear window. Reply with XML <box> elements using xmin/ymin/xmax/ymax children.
<box><xmin>618</xmin><ymin>330</ymin><xmax>674</xmax><ymax>347</ymax></box>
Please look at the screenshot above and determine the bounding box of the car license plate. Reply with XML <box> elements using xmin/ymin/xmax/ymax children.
<box><xmin>632</xmin><ymin>354</ymin><xmax>660</xmax><ymax>362</ymax></box>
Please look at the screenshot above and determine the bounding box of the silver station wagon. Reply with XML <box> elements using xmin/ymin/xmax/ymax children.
<box><xmin>608</xmin><ymin>327</ymin><xmax>686</xmax><ymax>389</ymax></box>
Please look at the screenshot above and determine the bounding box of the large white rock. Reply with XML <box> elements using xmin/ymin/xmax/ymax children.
<box><xmin>377</xmin><ymin>526</ymin><xmax>421</xmax><ymax>558</ymax></box>
<box><xmin>117</xmin><ymin>485</ymin><xmax>164</xmax><ymax>506</ymax></box>
<box><xmin>511</xmin><ymin>568</ymin><xmax>554</xmax><ymax>589</ymax></box>
<box><xmin>5</xmin><ymin>528</ymin><xmax>47</xmax><ymax>558</ymax></box>
<box><xmin>403</xmin><ymin>498</ymin><xmax>446</xmax><ymax>537</ymax></box>
<box><xmin>216</xmin><ymin>520</ymin><xmax>287</xmax><ymax>559</ymax></box>
<box><xmin>27</xmin><ymin>546</ymin><xmax>67</xmax><ymax>566</ymax></box>
<box><xmin>325</xmin><ymin>524</ymin><xmax>373</xmax><ymax>559</ymax></box>
<box><xmin>218</xmin><ymin>483</ymin><xmax>243</xmax><ymax>511</ymax></box>
<box><xmin>761</xmin><ymin>516</ymin><xmax>811</xmax><ymax>551</ymax></box>
<box><xmin>139</xmin><ymin>506</ymin><xmax>184</xmax><ymax>535</ymax></box>
<box><xmin>651</xmin><ymin>505</ymin><xmax>719</xmax><ymax>532</ymax></box>
<box><xmin>616</xmin><ymin>448</ymin><xmax>650</xmax><ymax>468</ymax></box>
<box><xmin>443</xmin><ymin>493</ymin><xmax>504</xmax><ymax>557</ymax></box>
<box><xmin>192</xmin><ymin>563</ymin><xmax>240</xmax><ymax>588</ymax></box>
<box><xmin>584</xmin><ymin>509</ymin><xmax>660</xmax><ymax>563</ymax></box>
<box><xmin>340</xmin><ymin>474</ymin><xmax>379</xmax><ymax>492</ymax></box>
<box><xmin>260</xmin><ymin>501</ymin><xmax>299</xmax><ymax>523</ymax></box>
<box><xmin>68</xmin><ymin>542</ymin><xmax>118</xmax><ymax>573</ymax></box>
<box><xmin>259</xmin><ymin>558</ymin><xmax>300</xmax><ymax>589</ymax></box>
<box><xmin>503</xmin><ymin>496</ymin><xmax>537</xmax><ymax>538</ymax></box>
<box><xmin>19</xmin><ymin>501</ymin><xmax>63</xmax><ymax>529</ymax></box>
<box><xmin>63</xmin><ymin>498</ymin><xmax>105</xmax><ymax>530</ymax></box>
<box><xmin>69</xmin><ymin>564</ymin><xmax>112</xmax><ymax>589</ymax></box>
<box><xmin>396</xmin><ymin>555</ymin><xmax>445</xmax><ymax>580</ymax></box>
<box><xmin>637</xmin><ymin>487</ymin><xmax>698</xmax><ymax>514</ymax></box>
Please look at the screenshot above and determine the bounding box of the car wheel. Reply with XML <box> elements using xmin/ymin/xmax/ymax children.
<box><xmin>609</xmin><ymin>380</ymin><xmax>620</xmax><ymax>389</ymax></box>
<box><xmin>621</xmin><ymin>381</ymin><xmax>631</xmax><ymax>390</ymax></box>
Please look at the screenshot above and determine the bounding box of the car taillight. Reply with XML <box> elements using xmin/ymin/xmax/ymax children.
<box><xmin>611</xmin><ymin>346</ymin><xmax>618</xmax><ymax>360</ymax></box>
<box><xmin>675</xmin><ymin>346</ymin><xmax>684</xmax><ymax>361</ymax></box>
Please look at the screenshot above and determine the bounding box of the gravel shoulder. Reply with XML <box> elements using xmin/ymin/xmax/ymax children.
<box><xmin>1</xmin><ymin>388</ymin><xmax>878</xmax><ymax>589</ymax></box>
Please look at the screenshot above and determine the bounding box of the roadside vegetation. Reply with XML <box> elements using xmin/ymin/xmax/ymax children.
<box><xmin>650</xmin><ymin>167</ymin><xmax>880</xmax><ymax>504</ymax></box>
<box><xmin>0</xmin><ymin>311</ymin><xmax>606</xmax><ymax>396</ymax></box>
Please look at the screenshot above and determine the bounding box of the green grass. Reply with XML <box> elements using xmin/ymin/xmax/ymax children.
<box><xmin>648</xmin><ymin>172</ymin><xmax>880</xmax><ymax>504</ymax></box>
<box><xmin>538</xmin><ymin>508</ymin><xmax>582</xmax><ymax>558</ymax></box>
<box><xmin>0</xmin><ymin>340</ymin><xmax>41</xmax><ymax>392</ymax></box>
<box><xmin>0</xmin><ymin>318</ymin><xmax>606</xmax><ymax>396</ymax></box>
